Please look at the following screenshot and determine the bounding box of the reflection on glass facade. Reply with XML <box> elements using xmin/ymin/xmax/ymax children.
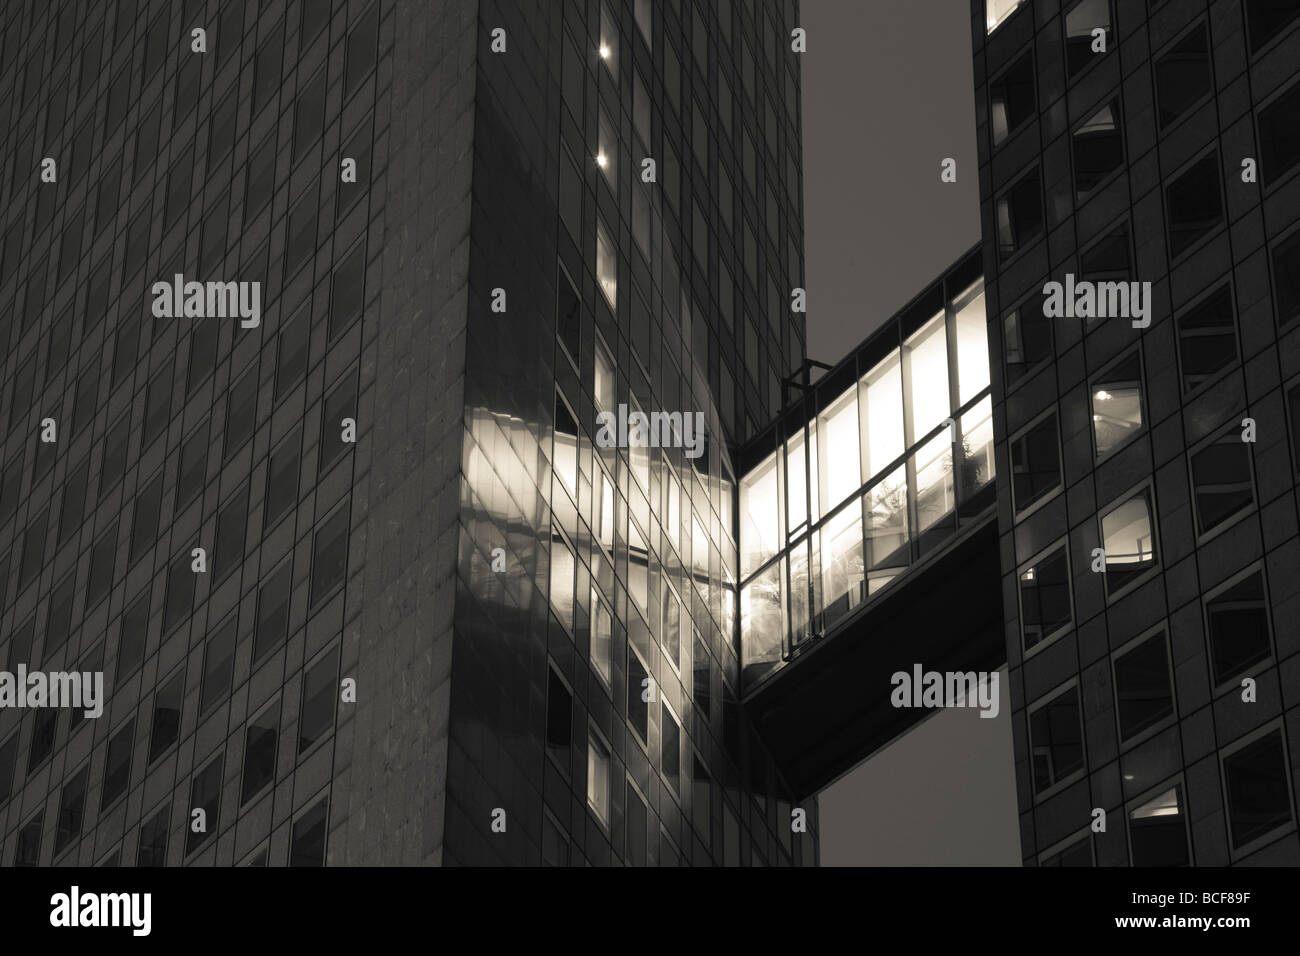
<box><xmin>739</xmin><ymin>272</ymin><xmax>994</xmax><ymax>689</ymax></box>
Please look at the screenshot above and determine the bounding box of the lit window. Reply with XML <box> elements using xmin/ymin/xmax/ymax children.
<box><xmin>553</xmin><ymin>394</ymin><xmax>578</xmax><ymax>497</ymax></box>
<box><xmin>904</xmin><ymin>313</ymin><xmax>949</xmax><ymax>442</ymax></box>
<box><xmin>786</xmin><ymin>427</ymin><xmax>818</xmax><ymax>538</ymax></box>
<box><xmin>817</xmin><ymin>388</ymin><xmax>859</xmax><ymax>512</ymax></box>
<box><xmin>596</xmin><ymin>221</ymin><xmax>617</xmax><ymax>309</ymax></box>
<box><xmin>1101</xmin><ymin>489</ymin><xmax>1156</xmax><ymax>595</ymax></box>
<box><xmin>859</xmin><ymin>350</ymin><xmax>904</xmax><ymax>481</ymax></box>
<box><xmin>1129</xmin><ymin>785</ymin><xmax>1188</xmax><ymax>866</ymax></box>
<box><xmin>597</xmin><ymin>107</ymin><xmax>615</xmax><ymax>182</ymax></box>
<box><xmin>986</xmin><ymin>0</ymin><xmax>1026</xmax><ymax>33</ymax></box>
<box><xmin>594</xmin><ymin>341</ymin><xmax>615</xmax><ymax>411</ymax></box>
<box><xmin>1091</xmin><ymin>353</ymin><xmax>1142</xmax><ymax>457</ymax></box>
<box><xmin>550</xmin><ymin>537</ymin><xmax>575</xmax><ymax>633</ymax></box>
<box><xmin>953</xmin><ymin>281</ymin><xmax>989</xmax><ymax>404</ymax></box>
<box><xmin>587</xmin><ymin>729</ymin><xmax>610</xmax><ymax>824</ymax></box>
<box><xmin>599</xmin><ymin>4</ymin><xmax>618</xmax><ymax>76</ymax></box>
<box><xmin>741</xmin><ymin>453</ymin><xmax>782</xmax><ymax>578</ymax></box>
<box><xmin>1029</xmin><ymin>685</ymin><xmax>1084</xmax><ymax>794</ymax></box>
<box><xmin>595</xmin><ymin>469</ymin><xmax>615</xmax><ymax>553</ymax></box>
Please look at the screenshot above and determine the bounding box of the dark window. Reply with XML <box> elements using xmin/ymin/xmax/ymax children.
<box><xmin>224</xmin><ymin>366</ymin><xmax>258</xmax><ymax>460</ymax></box>
<box><xmin>14</xmin><ymin>813</ymin><xmax>43</xmax><ymax>866</ymax></box>
<box><xmin>254</xmin><ymin>562</ymin><xmax>292</xmax><ymax>661</ymax></box>
<box><xmin>344</xmin><ymin>4</ymin><xmax>378</xmax><ymax>97</ymax></box>
<box><xmin>1275</xmin><ymin>229</ymin><xmax>1300</xmax><ymax>326</ymax></box>
<box><xmin>209</xmin><ymin>89</ymin><xmax>237</xmax><ymax>169</ymax></box>
<box><xmin>163</xmin><ymin>554</ymin><xmax>195</xmax><ymax>634</ymax></box>
<box><xmin>336</xmin><ymin>119</ymin><xmax>372</xmax><ymax>218</ymax></box>
<box><xmin>290</xmin><ymin>797</ymin><xmax>329</xmax><ymax>866</ymax></box>
<box><xmin>164</xmin><ymin>148</ymin><xmax>193</xmax><ymax>230</ymax></box>
<box><xmin>1130</xmin><ymin>785</ymin><xmax>1189</xmax><ymax>865</ymax></box>
<box><xmin>557</xmin><ymin>262</ymin><xmax>581</xmax><ymax>365</ymax></box>
<box><xmin>1246</xmin><ymin>0</ymin><xmax>1300</xmax><ymax>53</ymax></box>
<box><xmin>1065</xmin><ymin>0</ymin><xmax>1110</xmax><ymax>76</ymax></box>
<box><xmin>693</xmin><ymin>634</ymin><xmax>711</xmax><ymax>723</ymax></box>
<box><xmin>106</xmin><ymin>68</ymin><xmax>130</xmax><ymax>130</ymax></box>
<box><xmin>173</xmin><ymin>54</ymin><xmax>201</xmax><ymax>130</ymax></box>
<box><xmin>72</xmin><ymin>368</ymin><xmax>99</xmax><ymax>437</ymax></box>
<box><xmin>200</xmin><ymin>617</ymin><xmax>238</xmax><ymax>714</ymax></box>
<box><xmin>301</xmin><ymin>0</ymin><xmax>330</xmax><ymax>51</ymax></box>
<box><xmin>186</xmin><ymin>755</ymin><xmax>223</xmax><ymax>854</ymax></box>
<box><xmin>112</xmin><ymin>316</ymin><xmax>140</xmax><ymax>390</ymax></box>
<box><xmin>1166</xmin><ymin>153</ymin><xmax>1223</xmax><ymax>258</ymax></box>
<box><xmin>218</xmin><ymin>0</ymin><xmax>244</xmax><ymax>62</ymax></box>
<box><xmin>319</xmin><ymin>372</ymin><xmax>358</xmax><ymax>472</ymax></box>
<box><xmin>990</xmin><ymin>52</ymin><xmax>1035</xmax><ymax>147</ymax></box>
<box><xmin>1079</xmin><ymin>221</ymin><xmax>1131</xmax><ymax>284</ymax></box>
<box><xmin>67</xmin><ymin>643</ymin><xmax>104</xmax><ymax>738</ymax></box>
<box><xmin>129</xmin><ymin>473</ymin><xmax>163</xmax><ymax>564</ymax></box>
<box><xmin>1114</xmin><ymin>633</ymin><xmax>1174</xmax><ymax>741</ymax></box>
<box><xmin>87</xmin><ymin>257</ymin><xmax>113</xmax><ymax>329</ymax></box>
<box><xmin>559</xmin><ymin>145</ymin><xmax>582</xmax><ymax>244</ymax></box>
<box><xmin>310</xmin><ymin>506</ymin><xmax>349</xmax><ymax>605</ymax></box>
<box><xmin>143</xmin><ymin>10</ymin><xmax>168</xmax><ymax>79</ymax></box>
<box><xmin>44</xmin><ymin>573</ymin><xmax>77</xmax><ymax>657</ymax></box>
<box><xmin>96</xmin><ymin>162</ymin><xmax>121</xmax><ymax>235</ymax></box>
<box><xmin>148</xmin><ymin>672</ymin><xmax>183</xmax><ymax>763</ymax></box>
<box><xmin>996</xmin><ymin>169</ymin><xmax>1042</xmax><ymax>260</ymax></box>
<box><xmin>1073</xmin><ymin>100</ymin><xmax>1123</xmax><ymax>199</ymax></box>
<box><xmin>1020</xmin><ymin>548</ymin><xmax>1071</xmax><ymax>651</ymax></box>
<box><xmin>143</xmin><ymin>361</ymin><xmax>174</xmax><ymax>447</ymax></box>
<box><xmin>286</xmin><ymin>187</ymin><xmax>318</xmax><ymax>280</ymax></box>
<box><xmin>187</xmin><ymin>318</ymin><xmax>220</xmax><ymax>394</ymax></box>
<box><xmin>9</xmin><ymin>354</ymin><xmax>35</xmax><ymax>429</ymax></box>
<box><xmin>1041</xmin><ymin>838</ymin><xmax>1093</xmax><ymax>867</ymax></box>
<box><xmin>1029</xmin><ymin>686</ymin><xmax>1084</xmax><ymax>794</ymax></box>
<box><xmin>1011</xmin><ymin>414</ymin><xmax>1060</xmax><ymax>511</ymax></box>
<box><xmin>241</xmin><ymin>704</ymin><xmax>279</xmax><ymax>805</ymax></box>
<box><xmin>6</xmin><ymin>618</ymin><xmax>35</xmax><ymax>671</ymax></box>
<box><xmin>1207</xmin><ymin>572</ymin><xmax>1272</xmax><ymax>685</ymax></box>
<box><xmin>1260</xmin><ymin>80</ymin><xmax>1300</xmax><ymax>187</ymax></box>
<box><xmin>28</xmin><ymin>709</ymin><xmax>59</xmax><ymax>774</ymax></box>
<box><xmin>0</xmin><ymin>454</ymin><xmax>24</xmax><ymax>525</ymax></box>
<box><xmin>1092</xmin><ymin>353</ymin><xmax>1143</xmax><ymax>456</ymax></box>
<box><xmin>275</xmin><ymin>305</ymin><xmax>309</xmax><ymax>400</ymax></box>
<box><xmin>99</xmin><ymin>416</ymin><xmax>130</xmax><ymax>498</ymax></box>
<box><xmin>692</xmin><ymin>756</ymin><xmax>711</xmax><ymax>845</ymax></box>
<box><xmin>117</xmin><ymin>591</ymin><xmax>149</xmax><ymax>681</ymax></box>
<box><xmin>628</xmin><ymin>650</ymin><xmax>650</xmax><ymax>744</ymax></box>
<box><xmin>0</xmin><ymin>733</ymin><xmax>17</xmax><ymax>805</ymax></box>
<box><xmin>662</xmin><ymin>701</ymin><xmax>680</xmax><ymax>794</ymax></box>
<box><xmin>328</xmin><ymin>241</ymin><xmax>366</xmax><ymax>340</ymax></box>
<box><xmin>1177</xmin><ymin>286</ymin><xmax>1236</xmax><ymax>391</ymax></box>
<box><xmin>132</xmin><ymin>105</ymin><xmax>160</xmax><ymax>185</ymax></box>
<box><xmin>54</xmin><ymin>765</ymin><xmax>89</xmax><ymax>856</ymax></box>
<box><xmin>265</xmin><ymin>430</ymin><xmax>302</xmax><ymax>530</ymax></box>
<box><xmin>58</xmin><ymin>460</ymin><xmax>89</xmax><ymax>545</ymax></box>
<box><xmin>1190</xmin><ymin>429</ymin><xmax>1254</xmax><ymax>534</ymax></box>
<box><xmin>46</xmin><ymin>307</ymin><xmax>74</xmax><ymax>380</ymax></box>
<box><xmin>293</xmin><ymin>68</ymin><xmax>326</xmax><ymax>161</ymax></box>
<box><xmin>87</xmin><ymin>524</ymin><xmax>117</xmax><ymax>608</ymax></box>
<box><xmin>626</xmin><ymin>782</ymin><xmax>648</xmax><ymax>865</ymax></box>
<box><xmin>1102</xmin><ymin>489</ymin><xmax>1157</xmax><ymax>594</ymax></box>
<box><xmin>177</xmin><ymin>422</ymin><xmax>209</xmax><ymax>510</ymax></box>
<box><xmin>101</xmin><ymin>718</ymin><xmax>135</xmax><ymax>810</ymax></box>
<box><xmin>1223</xmin><ymin>730</ymin><xmax>1294</xmax><ymax>849</ymax></box>
<box><xmin>19</xmin><ymin>508</ymin><xmax>48</xmax><ymax>590</ymax></box>
<box><xmin>137</xmin><ymin>805</ymin><xmax>168</xmax><ymax>866</ymax></box>
<box><xmin>1156</xmin><ymin>25</ymin><xmax>1211</xmax><ymax>129</ymax></box>
<box><xmin>299</xmin><ymin>647</ymin><xmax>339</xmax><ymax>753</ymax></box>
<box><xmin>245</xmin><ymin>135</ymin><xmax>275</xmax><ymax>221</ymax></box>
<box><xmin>215</xmin><ymin>485</ymin><xmax>249</xmax><ymax>582</ymax></box>
<box><xmin>253</xmin><ymin>26</ymin><xmax>283</xmax><ymax>114</ymax></box>
<box><xmin>545</xmin><ymin>665</ymin><xmax>571</xmax><ymax>764</ymax></box>
<box><xmin>1291</xmin><ymin>382</ymin><xmax>1300</xmax><ymax>472</ymax></box>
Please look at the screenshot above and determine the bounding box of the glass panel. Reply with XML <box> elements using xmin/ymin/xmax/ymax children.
<box><xmin>863</xmin><ymin>466</ymin><xmax>909</xmax><ymax>594</ymax></box>
<box><xmin>820</xmin><ymin>502</ymin><xmax>864</xmax><ymax>627</ymax></box>
<box><xmin>1102</xmin><ymin>492</ymin><xmax>1156</xmax><ymax>593</ymax></box>
<box><xmin>785</xmin><ymin>427</ymin><xmax>818</xmax><ymax>539</ymax></box>
<box><xmin>959</xmin><ymin>396</ymin><xmax>996</xmax><ymax>498</ymax></box>
<box><xmin>913</xmin><ymin>430</ymin><xmax>955</xmax><ymax>544</ymax></box>
<box><xmin>788</xmin><ymin>538</ymin><xmax>815</xmax><ymax>648</ymax></box>
<box><xmin>817</xmin><ymin>387</ymin><xmax>860</xmax><ymax>512</ymax></box>
<box><xmin>954</xmin><ymin>281</ymin><xmax>990</xmax><ymax>405</ymax></box>
<box><xmin>859</xmin><ymin>349</ymin><xmax>904</xmax><ymax>481</ymax></box>
<box><xmin>739</xmin><ymin>452</ymin><xmax>782</xmax><ymax>578</ymax></box>
<box><xmin>740</xmin><ymin>559</ymin><xmax>785</xmax><ymax>686</ymax></box>
<box><xmin>594</xmin><ymin>343</ymin><xmax>615</xmax><ymax>411</ymax></box>
<box><xmin>596</xmin><ymin>220</ymin><xmax>617</xmax><ymax>309</ymax></box>
<box><xmin>1092</xmin><ymin>355</ymin><xmax>1142</xmax><ymax>456</ymax></box>
<box><xmin>986</xmin><ymin>0</ymin><xmax>1025</xmax><ymax>33</ymax></box>
<box><xmin>1129</xmin><ymin>785</ymin><xmax>1188</xmax><ymax>866</ymax></box>
<box><xmin>905</xmin><ymin>313</ymin><xmax>950</xmax><ymax>443</ymax></box>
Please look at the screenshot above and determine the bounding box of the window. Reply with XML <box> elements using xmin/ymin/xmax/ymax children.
<box><xmin>301</xmin><ymin>0</ymin><xmax>330</xmax><ymax>51</ymax></box>
<box><xmin>177</xmin><ymin>421</ymin><xmax>209</xmax><ymax>509</ymax></box>
<box><xmin>594</xmin><ymin>341</ymin><xmax>615</xmax><ymax>412</ymax></box>
<box><xmin>1190</xmin><ymin>427</ymin><xmax>1253</xmax><ymax>535</ymax></box>
<box><xmin>996</xmin><ymin>169</ymin><xmax>1042</xmax><ymax>260</ymax></box>
<box><xmin>1091</xmin><ymin>353</ymin><xmax>1142</xmax><ymax>457</ymax></box>
<box><xmin>224</xmin><ymin>367</ymin><xmax>258</xmax><ymax>460</ymax></box>
<box><xmin>310</xmin><ymin>506</ymin><xmax>349</xmax><ymax>605</ymax></box>
<box><xmin>1079</xmin><ymin>221</ymin><xmax>1131</xmax><ymax>285</ymax></box>
<box><xmin>200</xmin><ymin>617</ymin><xmax>237</xmax><ymax>714</ymax></box>
<box><xmin>1004</xmin><ymin>309</ymin><xmax>1052</xmax><ymax>384</ymax></box>
<box><xmin>1101</xmin><ymin>489</ymin><xmax>1156</xmax><ymax>594</ymax></box>
<box><xmin>1275</xmin><ymin>229</ymin><xmax>1300</xmax><ymax>326</ymax></box>
<box><xmin>628</xmin><ymin>649</ymin><xmax>650</xmax><ymax>744</ymax></box>
<box><xmin>1040</xmin><ymin>836</ymin><xmax>1092</xmax><ymax>866</ymax></box>
<box><xmin>69</xmin><ymin>643</ymin><xmax>104</xmax><ymax>736</ymax></box>
<box><xmin>186</xmin><ymin>755</ymin><xmax>223</xmax><ymax>855</ymax></box>
<box><xmin>286</xmin><ymin>188</ymin><xmax>318</xmax><ymax>280</ymax></box>
<box><xmin>28</xmin><ymin>709</ymin><xmax>58</xmax><ymax>773</ymax></box>
<box><xmin>54</xmin><ymin>766</ymin><xmax>89</xmax><ymax>856</ymax></box>
<box><xmin>244</xmin><ymin>136</ymin><xmax>275</xmax><ymax>221</ymax></box>
<box><xmin>163</xmin><ymin>553</ymin><xmax>194</xmax><ymax>634</ymax></box>
<box><xmin>0</xmin><ymin>733</ymin><xmax>17</xmax><ymax>805</ymax></box>
<box><xmin>187</xmin><ymin>317</ymin><xmax>220</xmax><ymax>393</ymax></box>
<box><xmin>1113</xmin><ymin>632</ymin><xmax>1173</xmax><ymax>742</ymax></box>
<box><xmin>241</xmin><ymin>703</ymin><xmax>279</xmax><ymax>805</ymax></box>
<box><xmin>1130</xmin><ymin>785</ymin><xmax>1189</xmax><ymax>865</ymax></box>
<box><xmin>72</xmin><ymin>368</ymin><xmax>99</xmax><ymax>438</ymax></box>
<box><xmin>1177</xmin><ymin>285</ymin><xmax>1236</xmax><ymax>391</ymax></box>
<box><xmin>1223</xmin><ymin>730</ymin><xmax>1293</xmax><ymax>850</ymax></box>
<box><xmin>626</xmin><ymin>782</ymin><xmax>648</xmax><ymax>865</ymax></box>
<box><xmin>294</xmin><ymin>68</ymin><xmax>327</xmax><ymax>161</ymax></box>
<box><xmin>990</xmin><ymin>52</ymin><xmax>1035</xmax><ymax>146</ymax></box>
<box><xmin>265</xmin><ymin>429</ymin><xmax>302</xmax><ymax>529</ymax></box>
<box><xmin>1029</xmin><ymin>685</ymin><xmax>1084</xmax><ymax>795</ymax></box>
<box><xmin>101</xmin><ymin>718</ymin><xmax>135</xmax><ymax>810</ymax></box>
<box><xmin>19</xmin><ymin>508</ymin><xmax>48</xmax><ymax>590</ymax></box>
<box><xmin>215</xmin><ymin>485</ymin><xmax>248</xmax><ymax>581</ymax></box>
<box><xmin>117</xmin><ymin>591</ymin><xmax>149</xmax><ymax>681</ymax></box>
<box><xmin>254</xmin><ymin>562</ymin><xmax>292</xmax><ymax>661</ymax></box>
<box><xmin>1011</xmin><ymin>414</ymin><xmax>1060</xmax><ymax>512</ymax></box>
<box><xmin>904</xmin><ymin>313</ymin><xmax>949</xmax><ymax>443</ymax></box>
<box><xmin>320</xmin><ymin>371</ymin><xmax>358</xmax><ymax>472</ymax></box>
<box><xmin>587</xmin><ymin>729</ymin><xmax>610</xmax><ymax>825</ymax></box>
<box><xmin>275</xmin><ymin>306</ymin><xmax>309</xmax><ymax>400</ymax></box>
<box><xmin>0</xmin><ymin>454</ymin><xmax>23</xmax><ymax>525</ymax></box>
<box><xmin>596</xmin><ymin>220</ymin><xmax>617</xmax><ymax>309</ymax></box>
<box><xmin>1072</xmin><ymin>100</ymin><xmax>1123</xmax><ymax>200</ymax></box>
<box><xmin>591</xmin><ymin>587</ymin><xmax>613</xmax><ymax>686</ymax></box>
<box><xmin>660</xmin><ymin>699</ymin><xmax>683</xmax><ymax>800</ymax></box>
<box><xmin>344</xmin><ymin>4</ymin><xmax>378</xmax><ymax>97</ymax></box>
<box><xmin>299</xmin><ymin>647</ymin><xmax>339</xmax><ymax>753</ymax></box>
<box><xmin>1020</xmin><ymin>548</ymin><xmax>1071</xmax><ymax>651</ymax></box>
<box><xmin>597</xmin><ymin>106</ymin><xmax>616</xmax><ymax>184</ymax></box>
<box><xmin>545</xmin><ymin>665</ymin><xmax>571</xmax><ymax>766</ymax></box>
<box><xmin>985</xmin><ymin>0</ymin><xmax>1026</xmax><ymax>33</ymax></box>
<box><xmin>1246</xmin><ymin>0</ymin><xmax>1300</xmax><ymax>53</ymax></box>
<box><xmin>599</xmin><ymin>3</ymin><xmax>618</xmax><ymax>77</ymax></box>
<box><xmin>550</xmin><ymin>536</ymin><xmax>575</xmax><ymax>633</ymax></box>
<box><xmin>137</xmin><ymin>805</ymin><xmax>168</xmax><ymax>866</ymax></box>
<box><xmin>148</xmin><ymin>672</ymin><xmax>183</xmax><ymax>762</ymax></box>
<box><xmin>253</xmin><ymin>27</ymin><xmax>284</xmax><ymax>114</ymax></box>
<box><xmin>1206</xmin><ymin>571</ymin><xmax>1272</xmax><ymax>685</ymax></box>
<box><xmin>337</xmin><ymin>120</ymin><xmax>373</xmax><ymax>218</ymax></box>
<box><xmin>634</xmin><ymin>0</ymin><xmax>651</xmax><ymax>46</ymax></box>
<box><xmin>556</xmin><ymin>263</ymin><xmax>580</xmax><ymax>365</ymax></box>
<box><xmin>1064</xmin><ymin>0</ymin><xmax>1110</xmax><ymax>77</ymax></box>
<box><xmin>164</xmin><ymin>149</ymin><xmax>193</xmax><ymax>229</ymax></box>
<box><xmin>87</xmin><ymin>524</ymin><xmax>118</xmax><ymax>608</ymax></box>
<box><xmin>1156</xmin><ymin>24</ymin><xmax>1211</xmax><ymax>129</ymax></box>
<box><xmin>209</xmin><ymin>89</ymin><xmax>237</xmax><ymax>168</ymax></box>
<box><xmin>553</xmin><ymin>395</ymin><xmax>578</xmax><ymax>498</ymax></box>
<box><xmin>99</xmin><ymin>416</ymin><xmax>130</xmax><ymax>497</ymax></box>
<box><xmin>290</xmin><ymin>797</ymin><xmax>329</xmax><ymax>866</ymax></box>
<box><xmin>1166</xmin><ymin>153</ymin><xmax>1223</xmax><ymax>258</ymax></box>
<box><xmin>329</xmin><ymin>241</ymin><xmax>366</xmax><ymax>340</ymax></box>
<box><xmin>1260</xmin><ymin>80</ymin><xmax>1300</xmax><ymax>186</ymax></box>
<box><xmin>15</xmin><ymin>813</ymin><xmax>43</xmax><ymax>866</ymax></box>
<box><xmin>44</xmin><ymin>573</ymin><xmax>77</xmax><ymax>656</ymax></box>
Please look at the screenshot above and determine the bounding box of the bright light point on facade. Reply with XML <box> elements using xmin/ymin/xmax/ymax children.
<box><xmin>987</xmin><ymin>16</ymin><xmax>999</xmax><ymax>30</ymax></box>
<box><xmin>599</xmin><ymin>44</ymin><xmax>611</xmax><ymax>59</ymax></box>
<box><xmin>1095</xmin><ymin>389</ymin><xmax>1112</xmax><ymax>401</ymax></box>
<box><xmin>596</xmin><ymin>152</ymin><xmax>608</xmax><ymax>169</ymax></box>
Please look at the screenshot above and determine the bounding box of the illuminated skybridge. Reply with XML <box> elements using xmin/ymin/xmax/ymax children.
<box><xmin>737</xmin><ymin>246</ymin><xmax>1007</xmax><ymax>796</ymax></box>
